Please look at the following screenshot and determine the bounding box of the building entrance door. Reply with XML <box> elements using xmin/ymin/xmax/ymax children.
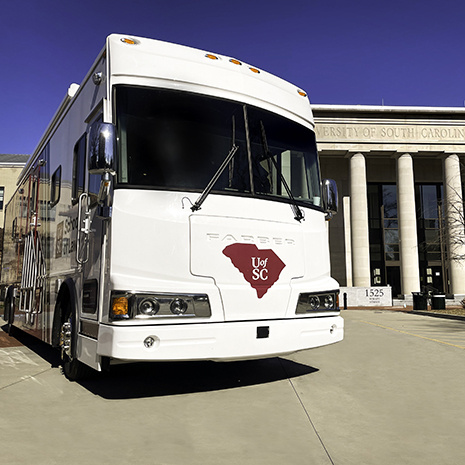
<box><xmin>386</xmin><ymin>266</ymin><xmax>401</xmax><ymax>298</ymax></box>
<box><xmin>421</xmin><ymin>265</ymin><xmax>445</xmax><ymax>294</ymax></box>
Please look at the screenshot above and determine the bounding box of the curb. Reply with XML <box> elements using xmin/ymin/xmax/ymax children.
<box><xmin>342</xmin><ymin>307</ymin><xmax>465</xmax><ymax>321</ymax></box>
<box><xmin>407</xmin><ymin>310</ymin><xmax>465</xmax><ymax>322</ymax></box>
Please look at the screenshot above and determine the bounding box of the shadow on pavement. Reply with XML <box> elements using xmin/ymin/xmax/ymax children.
<box><xmin>81</xmin><ymin>357</ymin><xmax>318</xmax><ymax>399</ymax></box>
<box><xmin>1</xmin><ymin>323</ymin><xmax>318</xmax><ymax>399</ymax></box>
<box><xmin>0</xmin><ymin>323</ymin><xmax>61</xmax><ymax>367</ymax></box>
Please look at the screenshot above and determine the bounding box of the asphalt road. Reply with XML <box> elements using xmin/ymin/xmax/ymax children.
<box><xmin>1</xmin><ymin>310</ymin><xmax>464</xmax><ymax>465</ymax></box>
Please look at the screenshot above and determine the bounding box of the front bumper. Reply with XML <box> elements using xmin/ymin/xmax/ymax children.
<box><xmin>97</xmin><ymin>315</ymin><xmax>344</xmax><ymax>362</ymax></box>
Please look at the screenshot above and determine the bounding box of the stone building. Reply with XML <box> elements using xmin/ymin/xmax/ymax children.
<box><xmin>314</xmin><ymin>105</ymin><xmax>465</xmax><ymax>303</ymax></box>
<box><xmin>0</xmin><ymin>154</ymin><xmax>30</xmax><ymax>261</ymax></box>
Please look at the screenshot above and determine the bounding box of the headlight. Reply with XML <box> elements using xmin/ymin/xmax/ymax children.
<box><xmin>139</xmin><ymin>298</ymin><xmax>160</xmax><ymax>316</ymax></box>
<box><xmin>308</xmin><ymin>296</ymin><xmax>320</xmax><ymax>310</ymax></box>
<box><xmin>110</xmin><ymin>292</ymin><xmax>211</xmax><ymax>320</ymax></box>
<box><xmin>323</xmin><ymin>294</ymin><xmax>334</xmax><ymax>309</ymax></box>
<box><xmin>170</xmin><ymin>298</ymin><xmax>188</xmax><ymax>315</ymax></box>
<box><xmin>296</xmin><ymin>291</ymin><xmax>339</xmax><ymax>314</ymax></box>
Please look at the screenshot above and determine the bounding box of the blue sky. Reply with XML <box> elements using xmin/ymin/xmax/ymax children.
<box><xmin>1</xmin><ymin>0</ymin><xmax>464</xmax><ymax>155</ymax></box>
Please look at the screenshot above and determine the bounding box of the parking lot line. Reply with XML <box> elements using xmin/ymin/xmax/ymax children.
<box><xmin>361</xmin><ymin>320</ymin><xmax>465</xmax><ymax>349</ymax></box>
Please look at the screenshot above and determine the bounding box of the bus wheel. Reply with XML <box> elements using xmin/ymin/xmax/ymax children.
<box><xmin>60</xmin><ymin>307</ymin><xmax>92</xmax><ymax>381</ymax></box>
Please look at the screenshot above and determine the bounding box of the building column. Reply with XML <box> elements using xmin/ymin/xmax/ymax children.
<box><xmin>350</xmin><ymin>153</ymin><xmax>371</xmax><ymax>287</ymax></box>
<box><xmin>397</xmin><ymin>153</ymin><xmax>420</xmax><ymax>295</ymax></box>
<box><xmin>444</xmin><ymin>154</ymin><xmax>465</xmax><ymax>295</ymax></box>
<box><xmin>343</xmin><ymin>196</ymin><xmax>353</xmax><ymax>287</ymax></box>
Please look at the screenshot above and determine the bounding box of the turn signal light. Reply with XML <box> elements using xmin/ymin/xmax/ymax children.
<box><xmin>112</xmin><ymin>297</ymin><xmax>129</xmax><ymax>318</ymax></box>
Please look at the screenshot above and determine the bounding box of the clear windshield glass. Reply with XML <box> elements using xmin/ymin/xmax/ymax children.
<box><xmin>116</xmin><ymin>86</ymin><xmax>322</xmax><ymax>208</ymax></box>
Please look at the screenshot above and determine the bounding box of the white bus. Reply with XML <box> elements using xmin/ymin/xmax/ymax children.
<box><xmin>1</xmin><ymin>34</ymin><xmax>343</xmax><ymax>380</ymax></box>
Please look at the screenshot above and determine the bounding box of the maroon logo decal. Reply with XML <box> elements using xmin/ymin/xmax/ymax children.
<box><xmin>222</xmin><ymin>243</ymin><xmax>286</xmax><ymax>298</ymax></box>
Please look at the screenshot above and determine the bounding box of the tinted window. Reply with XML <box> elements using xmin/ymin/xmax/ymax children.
<box><xmin>116</xmin><ymin>86</ymin><xmax>321</xmax><ymax>207</ymax></box>
<box><xmin>50</xmin><ymin>166</ymin><xmax>61</xmax><ymax>208</ymax></box>
<box><xmin>72</xmin><ymin>134</ymin><xmax>86</xmax><ymax>204</ymax></box>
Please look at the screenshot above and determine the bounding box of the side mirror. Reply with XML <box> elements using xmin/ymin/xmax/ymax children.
<box><xmin>88</xmin><ymin>122</ymin><xmax>117</xmax><ymax>175</ymax></box>
<box><xmin>322</xmin><ymin>179</ymin><xmax>338</xmax><ymax>220</ymax></box>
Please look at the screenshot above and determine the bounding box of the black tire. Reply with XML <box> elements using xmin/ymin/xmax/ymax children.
<box><xmin>4</xmin><ymin>295</ymin><xmax>15</xmax><ymax>335</ymax></box>
<box><xmin>2</xmin><ymin>298</ymin><xmax>8</xmax><ymax>321</ymax></box>
<box><xmin>59</xmin><ymin>298</ymin><xmax>93</xmax><ymax>382</ymax></box>
<box><xmin>62</xmin><ymin>351</ymin><xmax>91</xmax><ymax>381</ymax></box>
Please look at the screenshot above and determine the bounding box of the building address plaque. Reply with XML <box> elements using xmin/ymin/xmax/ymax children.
<box><xmin>340</xmin><ymin>286</ymin><xmax>392</xmax><ymax>307</ymax></box>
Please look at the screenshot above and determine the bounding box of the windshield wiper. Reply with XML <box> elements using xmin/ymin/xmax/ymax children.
<box><xmin>260</xmin><ymin>122</ymin><xmax>304</xmax><ymax>222</ymax></box>
<box><xmin>191</xmin><ymin>144</ymin><xmax>239</xmax><ymax>212</ymax></box>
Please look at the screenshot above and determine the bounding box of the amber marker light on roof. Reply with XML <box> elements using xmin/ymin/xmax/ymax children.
<box><xmin>230</xmin><ymin>59</ymin><xmax>242</xmax><ymax>65</ymax></box>
<box><xmin>205</xmin><ymin>53</ymin><xmax>219</xmax><ymax>60</ymax></box>
<box><xmin>249</xmin><ymin>67</ymin><xmax>260</xmax><ymax>74</ymax></box>
<box><xmin>121</xmin><ymin>37</ymin><xmax>139</xmax><ymax>45</ymax></box>
<box><xmin>297</xmin><ymin>90</ymin><xmax>307</xmax><ymax>97</ymax></box>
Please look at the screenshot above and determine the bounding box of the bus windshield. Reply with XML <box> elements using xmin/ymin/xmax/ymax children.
<box><xmin>115</xmin><ymin>86</ymin><xmax>322</xmax><ymax>208</ymax></box>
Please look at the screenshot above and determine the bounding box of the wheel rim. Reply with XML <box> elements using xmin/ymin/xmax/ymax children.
<box><xmin>60</xmin><ymin>320</ymin><xmax>73</xmax><ymax>360</ymax></box>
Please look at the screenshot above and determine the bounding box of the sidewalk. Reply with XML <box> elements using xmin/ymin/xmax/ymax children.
<box><xmin>344</xmin><ymin>305</ymin><xmax>465</xmax><ymax>321</ymax></box>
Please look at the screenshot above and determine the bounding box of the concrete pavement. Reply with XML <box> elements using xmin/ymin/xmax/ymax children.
<box><xmin>289</xmin><ymin>310</ymin><xmax>465</xmax><ymax>464</ymax></box>
<box><xmin>1</xmin><ymin>310</ymin><xmax>465</xmax><ymax>464</ymax></box>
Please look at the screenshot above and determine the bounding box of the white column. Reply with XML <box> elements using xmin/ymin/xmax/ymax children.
<box><xmin>343</xmin><ymin>196</ymin><xmax>353</xmax><ymax>287</ymax></box>
<box><xmin>350</xmin><ymin>153</ymin><xmax>371</xmax><ymax>287</ymax></box>
<box><xmin>397</xmin><ymin>153</ymin><xmax>420</xmax><ymax>295</ymax></box>
<box><xmin>444</xmin><ymin>154</ymin><xmax>465</xmax><ymax>294</ymax></box>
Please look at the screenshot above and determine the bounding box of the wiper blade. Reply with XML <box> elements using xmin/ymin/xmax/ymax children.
<box><xmin>260</xmin><ymin>122</ymin><xmax>304</xmax><ymax>222</ymax></box>
<box><xmin>191</xmin><ymin>144</ymin><xmax>239</xmax><ymax>212</ymax></box>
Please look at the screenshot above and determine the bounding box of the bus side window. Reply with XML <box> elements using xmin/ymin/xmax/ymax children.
<box><xmin>11</xmin><ymin>217</ymin><xmax>17</xmax><ymax>240</ymax></box>
<box><xmin>50</xmin><ymin>166</ymin><xmax>62</xmax><ymax>208</ymax></box>
<box><xmin>88</xmin><ymin>115</ymin><xmax>103</xmax><ymax>207</ymax></box>
<box><xmin>72</xmin><ymin>134</ymin><xmax>87</xmax><ymax>204</ymax></box>
<box><xmin>31</xmin><ymin>179</ymin><xmax>37</xmax><ymax>214</ymax></box>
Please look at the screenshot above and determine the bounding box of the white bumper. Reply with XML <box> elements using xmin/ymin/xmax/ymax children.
<box><xmin>97</xmin><ymin>316</ymin><xmax>344</xmax><ymax>361</ymax></box>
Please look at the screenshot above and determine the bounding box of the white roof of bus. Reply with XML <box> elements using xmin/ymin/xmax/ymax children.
<box><xmin>107</xmin><ymin>34</ymin><xmax>314</xmax><ymax>129</ymax></box>
<box><xmin>18</xmin><ymin>34</ymin><xmax>315</xmax><ymax>185</ymax></box>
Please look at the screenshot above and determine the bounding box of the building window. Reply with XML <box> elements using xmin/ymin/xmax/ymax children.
<box><xmin>368</xmin><ymin>182</ymin><xmax>447</xmax><ymax>295</ymax></box>
<box><xmin>0</xmin><ymin>186</ymin><xmax>4</xmax><ymax>210</ymax></box>
<box><xmin>367</xmin><ymin>183</ymin><xmax>401</xmax><ymax>297</ymax></box>
<box><xmin>415</xmin><ymin>184</ymin><xmax>445</xmax><ymax>293</ymax></box>
<box><xmin>382</xmin><ymin>185</ymin><xmax>399</xmax><ymax>261</ymax></box>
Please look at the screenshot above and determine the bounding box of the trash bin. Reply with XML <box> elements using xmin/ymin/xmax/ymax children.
<box><xmin>412</xmin><ymin>292</ymin><xmax>427</xmax><ymax>310</ymax></box>
<box><xmin>431</xmin><ymin>295</ymin><xmax>446</xmax><ymax>310</ymax></box>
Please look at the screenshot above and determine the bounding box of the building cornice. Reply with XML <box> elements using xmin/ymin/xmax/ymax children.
<box><xmin>312</xmin><ymin>104</ymin><xmax>465</xmax><ymax>116</ymax></box>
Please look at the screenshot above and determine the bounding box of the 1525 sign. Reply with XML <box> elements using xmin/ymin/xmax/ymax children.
<box><xmin>365</xmin><ymin>288</ymin><xmax>385</xmax><ymax>298</ymax></box>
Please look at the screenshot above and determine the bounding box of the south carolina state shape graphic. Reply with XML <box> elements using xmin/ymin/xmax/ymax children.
<box><xmin>222</xmin><ymin>243</ymin><xmax>286</xmax><ymax>298</ymax></box>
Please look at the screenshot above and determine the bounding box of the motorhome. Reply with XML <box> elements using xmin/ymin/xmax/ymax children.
<box><xmin>1</xmin><ymin>34</ymin><xmax>343</xmax><ymax>380</ymax></box>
